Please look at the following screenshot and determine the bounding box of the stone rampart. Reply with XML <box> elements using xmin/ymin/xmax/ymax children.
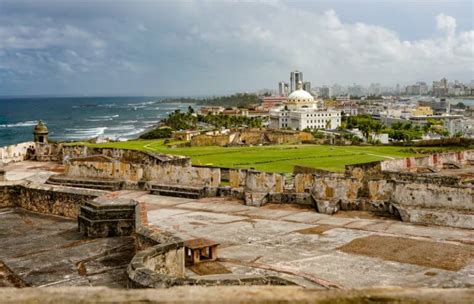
<box><xmin>380</xmin><ymin>150</ymin><xmax>474</xmax><ymax>172</ymax></box>
<box><xmin>229</xmin><ymin>169</ymin><xmax>284</xmax><ymax>193</ymax></box>
<box><xmin>65</xmin><ymin>159</ymin><xmax>221</xmax><ymax>187</ymax></box>
<box><xmin>0</xmin><ymin>182</ymin><xmax>105</xmax><ymax>218</ymax></box>
<box><xmin>0</xmin><ymin>142</ymin><xmax>34</xmax><ymax>164</ymax></box>
<box><xmin>62</xmin><ymin>146</ymin><xmax>190</xmax><ymax>166</ymax></box>
<box><xmin>392</xmin><ymin>182</ymin><xmax>473</xmax><ymax>212</ymax></box>
<box><xmin>190</xmin><ymin>134</ymin><xmax>231</xmax><ymax>147</ymax></box>
<box><xmin>63</xmin><ymin>146</ymin><xmax>220</xmax><ymax>187</ymax></box>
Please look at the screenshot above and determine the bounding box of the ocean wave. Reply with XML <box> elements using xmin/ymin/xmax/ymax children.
<box><xmin>0</xmin><ymin>121</ymin><xmax>37</xmax><ymax>128</ymax></box>
<box><xmin>64</xmin><ymin>127</ymin><xmax>107</xmax><ymax>138</ymax></box>
<box><xmin>88</xmin><ymin>114</ymin><xmax>119</xmax><ymax>120</ymax></box>
<box><xmin>107</xmin><ymin>125</ymin><xmax>136</xmax><ymax>131</ymax></box>
<box><xmin>127</xmin><ymin>101</ymin><xmax>157</xmax><ymax>106</ymax></box>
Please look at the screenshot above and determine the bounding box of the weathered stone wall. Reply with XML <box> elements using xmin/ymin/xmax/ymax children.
<box><xmin>380</xmin><ymin>150</ymin><xmax>474</xmax><ymax>172</ymax></box>
<box><xmin>34</xmin><ymin>143</ymin><xmax>63</xmax><ymax>161</ymax></box>
<box><xmin>62</xmin><ymin>146</ymin><xmax>219</xmax><ymax>187</ymax></box>
<box><xmin>264</xmin><ymin>130</ymin><xmax>313</xmax><ymax>144</ymax></box>
<box><xmin>65</xmin><ymin>160</ymin><xmax>221</xmax><ymax>187</ymax></box>
<box><xmin>229</xmin><ymin>169</ymin><xmax>285</xmax><ymax>193</ymax></box>
<box><xmin>190</xmin><ymin>134</ymin><xmax>230</xmax><ymax>147</ymax></box>
<box><xmin>0</xmin><ymin>142</ymin><xmax>34</xmax><ymax>164</ymax></box>
<box><xmin>229</xmin><ymin>169</ymin><xmax>247</xmax><ymax>188</ymax></box>
<box><xmin>2</xmin><ymin>286</ymin><xmax>473</xmax><ymax>304</ymax></box>
<box><xmin>0</xmin><ymin>182</ymin><xmax>105</xmax><ymax>218</ymax></box>
<box><xmin>128</xmin><ymin>242</ymin><xmax>294</xmax><ymax>288</ymax></box>
<box><xmin>392</xmin><ymin>182</ymin><xmax>473</xmax><ymax>212</ymax></box>
<box><xmin>146</xmin><ymin>164</ymin><xmax>221</xmax><ymax>187</ymax></box>
<box><xmin>62</xmin><ymin>146</ymin><xmax>190</xmax><ymax>166</ymax></box>
<box><xmin>244</xmin><ymin>170</ymin><xmax>284</xmax><ymax>193</ymax></box>
<box><xmin>345</xmin><ymin>161</ymin><xmax>383</xmax><ymax>180</ymax></box>
<box><xmin>140</xmin><ymin>242</ymin><xmax>185</xmax><ymax>278</ymax></box>
<box><xmin>0</xmin><ymin>182</ymin><xmax>20</xmax><ymax>208</ymax></box>
<box><xmin>311</xmin><ymin>176</ymin><xmax>362</xmax><ymax>203</ymax></box>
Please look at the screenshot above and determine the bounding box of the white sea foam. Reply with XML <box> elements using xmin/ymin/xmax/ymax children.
<box><xmin>64</xmin><ymin>127</ymin><xmax>107</xmax><ymax>139</ymax></box>
<box><xmin>0</xmin><ymin>121</ymin><xmax>37</xmax><ymax>128</ymax></box>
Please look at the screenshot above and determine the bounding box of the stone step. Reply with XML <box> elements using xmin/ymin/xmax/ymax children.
<box><xmin>150</xmin><ymin>189</ymin><xmax>202</xmax><ymax>199</ymax></box>
<box><xmin>149</xmin><ymin>183</ymin><xmax>204</xmax><ymax>193</ymax></box>
<box><xmin>48</xmin><ymin>176</ymin><xmax>122</xmax><ymax>185</ymax></box>
<box><xmin>46</xmin><ymin>180</ymin><xmax>118</xmax><ymax>191</ymax></box>
<box><xmin>46</xmin><ymin>175</ymin><xmax>123</xmax><ymax>191</ymax></box>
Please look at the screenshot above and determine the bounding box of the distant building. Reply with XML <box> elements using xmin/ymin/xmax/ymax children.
<box><xmin>278</xmin><ymin>81</ymin><xmax>289</xmax><ymax>96</ymax></box>
<box><xmin>446</xmin><ymin>118</ymin><xmax>474</xmax><ymax>137</ymax></box>
<box><xmin>303</xmin><ymin>81</ymin><xmax>311</xmax><ymax>92</ymax></box>
<box><xmin>261</xmin><ymin>96</ymin><xmax>286</xmax><ymax>109</ymax></box>
<box><xmin>269</xmin><ymin>81</ymin><xmax>341</xmax><ymax>130</ymax></box>
<box><xmin>411</xmin><ymin>106</ymin><xmax>433</xmax><ymax>116</ymax></box>
<box><xmin>290</xmin><ymin>70</ymin><xmax>303</xmax><ymax>92</ymax></box>
<box><xmin>199</xmin><ymin>106</ymin><xmax>225</xmax><ymax>115</ymax></box>
<box><xmin>319</xmin><ymin>87</ymin><xmax>330</xmax><ymax>99</ymax></box>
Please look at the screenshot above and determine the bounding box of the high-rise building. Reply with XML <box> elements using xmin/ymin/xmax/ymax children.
<box><xmin>303</xmin><ymin>81</ymin><xmax>311</xmax><ymax>92</ymax></box>
<box><xmin>278</xmin><ymin>81</ymin><xmax>286</xmax><ymax>96</ymax></box>
<box><xmin>290</xmin><ymin>70</ymin><xmax>303</xmax><ymax>92</ymax></box>
<box><xmin>319</xmin><ymin>87</ymin><xmax>330</xmax><ymax>99</ymax></box>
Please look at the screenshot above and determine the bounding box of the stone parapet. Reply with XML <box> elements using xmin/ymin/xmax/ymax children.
<box><xmin>127</xmin><ymin>242</ymin><xmax>295</xmax><ymax>288</ymax></box>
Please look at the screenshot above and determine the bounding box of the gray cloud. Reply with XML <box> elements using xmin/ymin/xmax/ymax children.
<box><xmin>0</xmin><ymin>0</ymin><xmax>472</xmax><ymax>96</ymax></box>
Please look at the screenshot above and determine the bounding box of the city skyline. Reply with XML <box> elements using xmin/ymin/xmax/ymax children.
<box><xmin>0</xmin><ymin>0</ymin><xmax>473</xmax><ymax>96</ymax></box>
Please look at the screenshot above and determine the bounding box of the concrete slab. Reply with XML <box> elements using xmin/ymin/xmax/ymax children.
<box><xmin>280</xmin><ymin>211</ymin><xmax>331</xmax><ymax>223</ymax></box>
<box><xmin>176</xmin><ymin>201</ymin><xmax>251</xmax><ymax>213</ymax></box>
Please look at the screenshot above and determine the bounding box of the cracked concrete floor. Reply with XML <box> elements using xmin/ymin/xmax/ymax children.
<box><xmin>131</xmin><ymin>194</ymin><xmax>474</xmax><ymax>289</ymax></box>
<box><xmin>0</xmin><ymin>208</ymin><xmax>134</xmax><ymax>288</ymax></box>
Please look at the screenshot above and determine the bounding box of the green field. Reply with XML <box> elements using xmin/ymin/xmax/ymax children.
<box><xmin>70</xmin><ymin>140</ymin><xmax>466</xmax><ymax>173</ymax></box>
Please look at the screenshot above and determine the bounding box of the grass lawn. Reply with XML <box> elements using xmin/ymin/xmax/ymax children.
<box><xmin>69</xmin><ymin>140</ymin><xmax>466</xmax><ymax>173</ymax></box>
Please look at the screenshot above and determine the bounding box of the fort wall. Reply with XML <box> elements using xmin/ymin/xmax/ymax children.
<box><xmin>0</xmin><ymin>182</ymin><xmax>105</xmax><ymax>218</ymax></box>
<box><xmin>0</xmin><ymin>142</ymin><xmax>34</xmax><ymax>164</ymax></box>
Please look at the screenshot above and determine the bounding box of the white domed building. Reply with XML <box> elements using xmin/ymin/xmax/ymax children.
<box><xmin>269</xmin><ymin>81</ymin><xmax>341</xmax><ymax>130</ymax></box>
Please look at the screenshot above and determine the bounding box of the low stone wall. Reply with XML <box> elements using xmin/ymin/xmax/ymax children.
<box><xmin>62</xmin><ymin>146</ymin><xmax>190</xmax><ymax>166</ymax></box>
<box><xmin>2</xmin><ymin>286</ymin><xmax>473</xmax><ymax>304</ymax></box>
<box><xmin>128</xmin><ymin>242</ymin><xmax>294</xmax><ymax>288</ymax></box>
<box><xmin>0</xmin><ymin>142</ymin><xmax>34</xmax><ymax>164</ymax></box>
<box><xmin>244</xmin><ymin>170</ymin><xmax>284</xmax><ymax>193</ymax></box>
<box><xmin>191</xmin><ymin>134</ymin><xmax>232</xmax><ymax>146</ymax></box>
<box><xmin>65</xmin><ymin>160</ymin><xmax>221</xmax><ymax>187</ymax></box>
<box><xmin>380</xmin><ymin>150</ymin><xmax>474</xmax><ymax>172</ymax></box>
<box><xmin>229</xmin><ymin>169</ymin><xmax>285</xmax><ymax>197</ymax></box>
<box><xmin>0</xmin><ymin>182</ymin><xmax>105</xmax><ymax>218</ymax></box>
<box><xmin>392</xmin><ymin>182</ymin><xmax>473</xmax><ymax>212</ymax></box>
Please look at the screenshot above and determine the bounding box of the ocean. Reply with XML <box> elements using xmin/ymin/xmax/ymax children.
<box><xmin>0</xmin><ymin>97</ymin><xmax>196</xmax><ymax>147</ymax></box>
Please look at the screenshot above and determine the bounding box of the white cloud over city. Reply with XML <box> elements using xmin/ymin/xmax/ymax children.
<box><xmin>0</xmin><ymin>0</ymin><xmax>472</xmax><ymax>95</ymax></box>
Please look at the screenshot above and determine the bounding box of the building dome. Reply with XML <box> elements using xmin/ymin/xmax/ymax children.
<box><xmin>287</xmin><ymin>89</ymin><xmax>314</xmax><ymax>101</ymax></box>
<box><xmin>286</xmin><ymin>81</ymin><xmax>314</xmax><ymax>104</ymax></box>
<box><xmin>34</xmin><ymin>120</ymin><xmax>48</xmax><ymax>134</ymax></box>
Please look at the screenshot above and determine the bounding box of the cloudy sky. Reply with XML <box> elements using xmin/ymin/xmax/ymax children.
<box><xmin>0</xmin><ymin>0</ymin><xmax>473</xmax><ymax>96</ymax></box>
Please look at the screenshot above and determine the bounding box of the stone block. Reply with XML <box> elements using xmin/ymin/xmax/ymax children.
<box><xmin>244</xmin><ymin>191</ymin><xmax>268</xmax><ymax>207</ymax></box>
<box><xmin>313</xmin><ymin>197</ymin><xmax>340</xmax><ymax>214</ymax></box>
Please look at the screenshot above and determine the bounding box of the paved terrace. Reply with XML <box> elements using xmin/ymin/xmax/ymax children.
<box><xmin>126</xmin><ymin>193</ymin><xmax>474</xmax><ymax>289</ymax></box>
<box><xmin>1</xmin><ymin>160</ymin><xmax>473</xmax><ymax>289</ymax></box>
